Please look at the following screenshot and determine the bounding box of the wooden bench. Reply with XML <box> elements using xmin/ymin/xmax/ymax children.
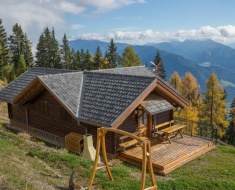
<box><xmin>154</xmin><ymin>120</ymin><xmax>174</xmax><ymax>138</ymax></box>
<box><xmin>161</xmin><ymin>124</ymin><xmax>186</xmax><ymax>143</ymax></box>
<box><xmin>119</xmin><ymin>133</ymin><xmax>138</xmax><ymax>152</ymax></box>
<box><xmin>119</xmin><ymin>125</ymin><xmax>147</xmax><ymax>152</ymax></box>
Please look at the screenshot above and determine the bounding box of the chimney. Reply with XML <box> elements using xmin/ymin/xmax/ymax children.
<box><xmin>82</xmin><ymin>134</ymin><xmax>100</xmax><ymax>162</ymax></box>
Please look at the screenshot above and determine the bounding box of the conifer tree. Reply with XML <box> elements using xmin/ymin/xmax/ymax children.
<box><xmin>15</xmin><ymin>54</ymin><xmax>27</xmax><ymax>77</ymax></box>
<box><xmin>224</xmin><ymin>96</ymin><xmax>235</xmax><ymax>145</ymax></box>
<box><xmin>107</xmin><ymin>38</ymin><xmax>118</xmax><ymax>68</ymax></box>
<box><xmin>35</xmin><ymin>27</ymin><xmax>61</xmax><ymax>68</ymax></box>
<box><xmin>9</xmin><ymin>23</ymin><xmax>33</xmax><ymax>69</ymax></box>
<box><xmin>200</xmin><ymin>73</ymin><xmax>228</xmax><ymax>138</ymax></box>
<box><xmin>60</xmin><ymin>34</ymin><xmax>71</xmax><ymax>69</ymax></box>
<box><xmin>50</xmin><ymin>28</ymin><xmax>61</xmax><ymax>68</ymax></box>
<box><xmin>35</xmin><ymin>34</ymin><xmax>47</xmax><ymax>67</ymax></box>
<box><xmin>153</xmin><ymin>50</ymin><xmax>167</xmax><ymax>80</ymax></box>
<box><xmin>99</xmin><ymin>57</ymin><xmax>111</xmax><ymax>69</ymax></box>
<box><xmin>93</xmin><ymin>46</ymin><xmax>103</xmax><ymax>70</ymax></box>
<box><xmin>182</xmin><ymin>72</ymin><xmax>201</xmax><ymax>107</ymax></box>
<box><xmin>0</xmin><ymin>19</ymin><xmax>10</xmax><ymax>78</ymax></box>
<box><xmin>169</xmin><ymin>71</ymin><xmax>182</xmax><ymax>92</ymax></box>
<box><xmin>83</xmin><ymin>50</ymin><xmax>93</xmax><ymax>70</ymax></box>
<box><xmin>120</xmin><ymin>45</ymin><xmax>142</xmax><ymax>67</ymax></box>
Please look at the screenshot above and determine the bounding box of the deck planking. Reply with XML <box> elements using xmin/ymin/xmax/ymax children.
<box><xmin>117</xmin><ymin>135</ymin><xmax>215</xmax><ymax>175</ymax></box>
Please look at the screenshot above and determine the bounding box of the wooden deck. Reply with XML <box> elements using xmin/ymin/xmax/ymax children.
<box><xmin>117</xmin><ymin>135</ymin><xmax>215</xmax><ymax>175</ymax></box>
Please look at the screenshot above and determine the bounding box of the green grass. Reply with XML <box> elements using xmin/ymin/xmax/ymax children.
<box><xmin>1</xmin><ymin>123</ymin><xmax>235</xmax><ymax>189</ymax></box>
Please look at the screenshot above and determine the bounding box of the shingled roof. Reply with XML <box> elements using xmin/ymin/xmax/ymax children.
<box><xmin>38</xmin><ymin>72</ymin><xmax>83</xmax><ymax>116</ymax></box>
<box><xmin>0</xmin><ymin>67</ymin><xmax>75</xmax><ymax>103</ymax></box>
<box><xmin>0</xmin><ymin>66</ymin><xmax>189</xmax><ymax>128</ymax></box>
<box><xmin>78</xmin><ymin>72</ymin><xmax>156</xmax><ymax>127</ymax></box>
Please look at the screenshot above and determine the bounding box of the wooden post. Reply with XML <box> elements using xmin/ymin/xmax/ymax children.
<box><xmin>88</xmin><ymin>129</ymin><xmax>102</xmax><ymax>189</ymax></box>
<box><xmin>88</xmin><ymin>127</ymin><xmax>157</xmax><ymax>190</ymax></box>
<box><xmin>147</xmin><ymin>141</ymin><xmax>157</xmax><ymax>187</ymax></box>
<box><xmin>140</xmin><ymin>141</ymin><xmax>147</xmax><ymax>190</ymax></box>
<box><xmin>101</xmin><ymin>131</ymin><xmax>113</xmax><ymax>181</ymax></box>
<box><xmin>148</xmin><ymin>114</ymin><xmax>153</xmax><ymax>138</ymax></box>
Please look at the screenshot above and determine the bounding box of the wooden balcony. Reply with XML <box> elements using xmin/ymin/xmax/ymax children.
<box><xmin>117</xmin><ymin>135</ymin><xmax>215</xmax><ymax>175</ymax></box>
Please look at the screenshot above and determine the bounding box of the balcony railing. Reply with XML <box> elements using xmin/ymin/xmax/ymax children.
<box><xmin>174</xmin><ymin>117</ymin><xmax>218</xmax><ymax>142</ymax></box>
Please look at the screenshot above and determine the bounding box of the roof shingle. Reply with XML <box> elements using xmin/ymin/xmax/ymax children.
<box><xmin>0</xmin><ymin>67</ymin><xmax>75</xmax><ymax>103</ymax></box>
<box><xmin>78</xmin><ymin>72</ymin><xmax>156</xmax><ymax>127</ymax></box>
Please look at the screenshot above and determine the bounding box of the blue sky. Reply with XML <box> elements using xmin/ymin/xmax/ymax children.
<box><xmin>1</xmin><ymin>0</ymin><xmax>235</xmax><ymax>48</ymax></box>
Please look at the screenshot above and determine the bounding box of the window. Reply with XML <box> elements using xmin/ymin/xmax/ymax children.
<box><xmin>61</xmin><ymin>107</ymin><xmax>72</xmax><ymax>122</ymax></box>
<box><xmin>39</xmin><ymin>100</ymin><xmax>49</xmax><ymax>116</ymax></box>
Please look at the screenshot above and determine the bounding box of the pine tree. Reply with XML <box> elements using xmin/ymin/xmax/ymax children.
<box><xmin>0</xmin><ymin>19</ymin><xmax>10</xmax><ymax>78</ymax></box>
<box><xmin>24</xmin><ymin>33</ymin><xmax>34</xmax><ymax>67</ymax></box>
<box><xmin>35</xmin><ymin>27</ymin><xmax>61</xmax><ymax>68</ymax></box>
<box><xmin>35</xmin><ymin>33</ymin><xmax>47</xmax><ymax>67</ymax></box>
<box><xmin>9</xmin><ymin>23</ymin><xmax>33</xmax><ymax>70</ymax></box>
<box><xmin>60</xmin><ymin>34</ymin><xmax>71</xmax><ymax>69</ymax></box>
<box><xmin>153</xmin><ymin>50</ymin><xmax>167</xmax><ymax>80</ymax></box>
<box><xmin>119</xmin><ymin>45</ymin><xmax>142</xmax><ymax>67</ymax></box>
<box><xmin>15</xmin><ymin>54</ymin><xmax>27</xmax><ymax>77</ymax></box>
<box><xmin>93</xmin><ymin>46</ymin><xmax>103</xmax><ymax>70</ymax></box>
<box><xmin>224</xmin><ymin>96</ymin><xmax>235</xmax><ymax>145</ymax></box>
<box><xmin>200</xmin><ymin>73</ymin><xmax>228</xmax><ymax>138</ymax></box>
<box><xmin>84</xmin><ymin>50</ymin><xmax>93</xmax><ymax>70</ymax></box>
<box><xmin>169</xmin><ymin>71</ymin><xmax>182</xmax><ymax>92</ymax></box>
<box><xmin>50</xmin><ymin>28</ymin><xmax>61</xmax><ymax>68</ymax></box>
<box><xmin>107</xmin><ymin>38</ymin><xmax>118</xmax><ymax>68</ymax></box>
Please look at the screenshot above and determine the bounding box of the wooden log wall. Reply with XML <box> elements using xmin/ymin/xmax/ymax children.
<box><xmin>8</xmin><ymin>104</ymin><xmax>26</xmax><ymax>124</ymax></box>
<box><xmin>27</xmin><ymin>89</ymin><xmax>85</xmax><ymax>137</ymax></box>
<box><xmin>115</xmin><ymin>112</ymin><xmax>138</xmax><ymax>151</ymax></box>
<box><xmin>154</xmin><ymin>110</ymin><xmax>173</xmax><ymax>125</ymax></box>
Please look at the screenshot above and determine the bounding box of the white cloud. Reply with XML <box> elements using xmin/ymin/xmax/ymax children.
<box><xmin>74</xmin><ymin>25</ymin><xmax>235</xmax><ymax>45</ymax></box>
<box><xmin>0</xmin><ymin>0</ymin><xmax>146</xmax><ymax>51</ymax></box>
<box><xmin>59</xmin><ymin>1</ymin><xmax>85</xmax><ymax>15</ymax></box>
<box><xmin>77</xmin><ymin>0</ymin><xmax>146</xmax><ymax>14</ymax></box>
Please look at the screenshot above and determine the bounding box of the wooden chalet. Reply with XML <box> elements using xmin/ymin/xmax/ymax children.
<box><xmin>0</xmin><ymin>66</ymin><xmax>215</xmax><ymax>175</ymax></box>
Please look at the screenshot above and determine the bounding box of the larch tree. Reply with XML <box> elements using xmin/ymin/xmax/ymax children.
<box><xmin>169</xmin><ymin>71</ymin><xmax>182</xmax><ymax>92</ymax></box>
<box><xmin>200</xmin><ymin>73</ymin><xmax>228</xmax><ymax>138</ymax></box>
<box><xmin>181</xmin><ymin>72</ymin><xmax>201</xmax><ymax>108</ymax></box>
<box><xmin>153</xmin><ymin>49</ymin><xmax>167</xmax><ymax>80</ymax></box>
<box><xmin>224</xmin><ymin>96</ymin><xmax>235</xmax><ymax>145</ymax></box>
<box><xmin>0</xmin><ymin>19</ymin><xmax>10</xmax><ymax>79</ymax></box>
<box><xmin>172</xmin><ymin>72</ymin><xmax>201</xmax><ymax>135</ymax></box>
<box><xmin>119</xmin><ymin>45</ymin><xmax>142</xmax><ymax>67</ymax></box>
<box><xmin>107</xmin><ymin>38</ymin><xmax>118</xmax><ymax>68</ymax></box>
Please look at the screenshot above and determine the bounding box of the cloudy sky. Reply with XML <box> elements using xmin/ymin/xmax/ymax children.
<box><xmin>1</xmin><ymin>0</ymin><xmax>235</xmax><ymax>48</ymax></box>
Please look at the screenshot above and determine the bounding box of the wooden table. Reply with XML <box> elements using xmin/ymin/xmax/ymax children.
<box><xmin>160</xmin><ymin>124</ymin><xmax>186</xmax><ymax>143</ymax></box>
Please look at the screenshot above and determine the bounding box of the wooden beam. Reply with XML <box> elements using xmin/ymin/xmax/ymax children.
<box><xmin>156</xmin><ymin>79</ymin><xmax>189</xmax><ymax>108</ymax></box>
<box><xmin>13</xmin><ymin>78</ymin><xmax>43</xmax><ymax>105</ymax></box>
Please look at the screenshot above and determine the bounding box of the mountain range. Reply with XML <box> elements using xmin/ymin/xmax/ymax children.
<box><xmin>69</xmin><ymin>39</ymin><xmax>235</xmax><ymax>105</ymax></box>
